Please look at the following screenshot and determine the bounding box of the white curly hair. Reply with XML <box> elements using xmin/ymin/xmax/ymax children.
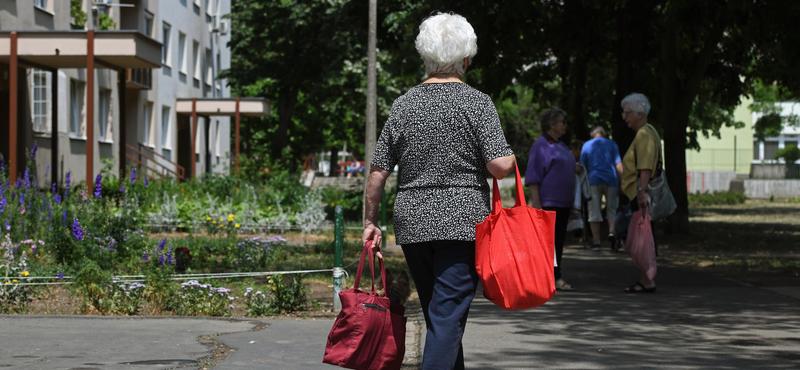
<box><xmin>415</xmin><ymin>12</ymin><xmax>478</xmax><ymax>78</ymax></box>
<box><xmin>621</xmin><ymin>93</ymin><xmax>651</xmax><ymax>118</ymax></box>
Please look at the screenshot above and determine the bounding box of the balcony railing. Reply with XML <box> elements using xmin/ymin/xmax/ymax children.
<box><xmin>126</xmin><ymin>68</ymin><xmax>152</xmax><ymax>90</ymax></box>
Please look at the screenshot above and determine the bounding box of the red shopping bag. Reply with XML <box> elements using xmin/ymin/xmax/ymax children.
<box><xmin>475</xmin><ymin>163</ymin><xmax>557</xmax><ymax>310</ymax></box>
<box><xmin>626</xmin><ymin>209</ymin><xmax>657</xmax><ymax>281</ymax></box>
<box><xmin>323</xmin><ymin>241</ymin><xmax>406</xmax><ymax>370</ymax></box>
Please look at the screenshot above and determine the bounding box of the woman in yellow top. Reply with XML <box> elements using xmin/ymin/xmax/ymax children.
<box><xmin>620</xmin><ymin>93</ymin><xmax>659</xmax><ymax>293</ymax></box>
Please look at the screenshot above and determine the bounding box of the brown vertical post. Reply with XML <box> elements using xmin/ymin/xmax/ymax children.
<box><xmin>118</xmin><ymin>68</ymin><xmax>126</xmax><ymax>178</ymax></box>
<box><xmin>86</xmin><ymin>30</ymin><xmax>95</xmax><ymax>189</ymax></box>
<box><xmin>235</xmin><ymin>97</ymin><xmax>240</xmax><ymax>175</ymax></box>
<box><xmin>191</xmin><ymin>98</ymin><xmax>197</xmax><ymax>179</ymax></box>
<box><xmin>9</xmin><ymin>32</ymin><xmax>18</xmax><ymax>184</ymax></box>
<box><xmin>51</xmin><ymin>68</ymin><xmax>59</xmax><ymax>189</ymax></box>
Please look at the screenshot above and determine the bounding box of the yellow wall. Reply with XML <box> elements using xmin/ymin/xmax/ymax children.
<box><xmin>685</xmin><ymin>96</ymin><xmax>754</xmax><ymax>175</ymax></box>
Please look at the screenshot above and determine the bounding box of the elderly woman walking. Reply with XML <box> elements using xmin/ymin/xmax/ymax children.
<box><xmin>620</xmin><ymin>93</ymin><xmax>660</xmax><ymax>293</ymax></box>
<box><xmin>525</xmin><ymin>107</ymin><xmax>581</xmax><ymax>291</ymax></box>
<box><xmin>363</xmin><ymin>13</ymin><xmax>515</xmax><ymax>370</ymax></box>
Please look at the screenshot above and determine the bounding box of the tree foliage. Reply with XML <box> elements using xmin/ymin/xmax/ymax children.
<box><xmin>223</xmin><ymin>0</ymin><xmax>800</xmax><ymax>232</ymax></box>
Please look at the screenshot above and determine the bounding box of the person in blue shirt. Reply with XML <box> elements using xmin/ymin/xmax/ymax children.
<box><xmin>580</xmin><ymin>126</ymin><xmax>623</xmax><ymax>251</ymax></box>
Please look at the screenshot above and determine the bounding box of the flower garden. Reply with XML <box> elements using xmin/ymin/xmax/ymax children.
<box><xmin>0</xmin><ymin>149</ymin><xmax>400</xmax><ymax>317</ymax></box>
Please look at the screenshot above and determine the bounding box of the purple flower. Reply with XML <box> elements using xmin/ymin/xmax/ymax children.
<box><xmin>55</xmin><ymin>195</ymin><xmax>62</xmax><ymax>205</ymax></box>
<box><xmin>62</xmin><ymin>210</ymin><xmax>67</xmax><ymax>225</ymax></box>
<box><xmin>65</xmin><ymin>172</ymin><xmax>71</xmax><ymax>197</ymax></box>
<box><xmin>158</xmin><ymin>238</ymin><xmax>167</xmax><ymax>251</ymax></box>
<box><xmin>119</xmin><ymin>182</ymin><xmax>125</xmax><ymax>194</ymax></box>
<box><xmin>144</xmin><ymin>177</ymin><xmax>148</xmax><ymax>189</ymax></box>
<box><xmin>31</xmin><ymin>142</ymin><xmax>38</xmax><ymax>158</ymax></box>
<box><xmin>0</xmin><ymin>158</ymin><xmax>4</xmax><ymax>174</ymax></box>
<box><xmin>142</xmin><ymin>251</ymin><xmax>149</xmax><ymax>261</ymax></box>
<box><xmin>57</xmin><ymin>271</ymin><xmax>63</xmax><ymax>280</ymax></box>
<box><xmin>72</xmin><ymin>218</ymin><xmax>84</xmax><ymax>241</ymax></box>
<box><xmin>159</xmin><ymin>253</ymin><xmax>165</xmax><ymax>267</ymax></box>
<box><xmin>130</xmin><ymin>168</ymin><xmax>136</xmax><ymax>185</ymax></box>
<box><xmin>167</xmin><ymin>246</ymin><xmax>174</xmax><ymax>265</ymax></box>
<box><xmin>18</xmin><ymin>193</ymin><xmax>23</xmax><ymax>206</ymax></box>
<box><xmin>45</xmin><ymin>164</ymin><xmax>50</xmax><ymax>178</ymax></box>
<box><xmin>94</xmin><ymin>174</ymin><xmax>102</xmax><ymax>198</ymax></box>
<box><xmin>24</xmin><ymin>169</ymin><xmax>30</xmax><ymax>189</ymax></box>
<box><xmin>51</xmin><ymin>182</ymin><xmax>56</xmax><ymax>194</ymax></box>
<box><xmin>4</xmin><ymin>221</ymin><xmax>9</xmax><ymax>231</ymax></box>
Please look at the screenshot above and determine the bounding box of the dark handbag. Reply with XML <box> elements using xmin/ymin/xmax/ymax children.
<box><xmin>323</xmin><ymin>241</ymin><xmax>406</xmax><ymax>370</ymax></box>
<box><xmin>636</xmin><ymin>125</ymin><xmax>677</xmax><ymax>221</ymax></box>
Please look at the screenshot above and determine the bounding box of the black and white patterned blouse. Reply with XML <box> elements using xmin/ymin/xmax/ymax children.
<box><xmin>372</xmin><ymin>82</ymin><xmax>513</xmax><ymax>245</ymax></box>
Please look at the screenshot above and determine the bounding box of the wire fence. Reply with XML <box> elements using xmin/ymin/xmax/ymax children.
<box><xmin>685</xmin><ymin>148</ymin><xmax>753</xmax><ymax>174</ymax></box>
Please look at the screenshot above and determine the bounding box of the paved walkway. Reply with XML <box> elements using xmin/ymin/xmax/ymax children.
<box><xmin>1</xmin><ymin>245</ymin><xmax>798</xmax><ymax>369</ymax></box>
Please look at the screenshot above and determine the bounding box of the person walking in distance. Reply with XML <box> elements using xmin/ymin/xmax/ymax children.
<box><xmin>525</xmin><ymin>107</ymin><xmax>580</xmax><ymax>291</ymax></box>
<box><xmin>580</xmin><ymin>126</ymin><xmax>623</xmax><ymax>251</ymax></box>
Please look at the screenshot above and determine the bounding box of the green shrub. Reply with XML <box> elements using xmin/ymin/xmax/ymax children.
<box><xmin>106</xmin><ymin>279</ymin><xmax>146</xmax><ymax>316</ymax></box>
<box><xmin>175</xmin><ymin>280</ymin><xmax>234</xmax><ymax>317</ymax></box>
<box><xmin>72</xmin><ymin>259</ymin><xmax>112</xmax><ymax>314</ymax></box>
<box><xmin>266</xmin><ymin>274</ymin><xmax>306</xmax><ymax>314</ymax></box>
<box><xmin>689</xmin><ymin>191</ymin><xmax>747</xmax><ymax>207</ymax></box>
<box><xmin>774</xmin><ymin>145</ymin><xmax>800</xmax><ymax>163</ymax></box>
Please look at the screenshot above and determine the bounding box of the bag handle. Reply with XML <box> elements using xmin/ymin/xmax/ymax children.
<box><xmin>352</xmin><ymin>240</ymin><xmax>388</xmax><ymax>295</ymax></box>
<box><xmin>491</xmin><ymin>162</ymin><xmax>526</xmax><ymax>214</ymax></box>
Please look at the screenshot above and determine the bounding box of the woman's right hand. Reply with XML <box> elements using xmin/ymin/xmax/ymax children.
<box><xmin>638</xmin><ymin>190</ymin><xmax>648</xmax><ymax>210</ymax></box>
<box><xmin>362</xmin><ymin>223</ymin><xmax>383</xmax><ymax>254</ymax></box>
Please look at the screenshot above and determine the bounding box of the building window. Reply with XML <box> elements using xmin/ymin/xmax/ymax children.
<box><xmin>193</xmin><ymin>40</ymin><xmax>200</xmax><ymax>88</ymax></box>
<box><xmin>178</xmin><ymin>32</ymin><xmax>187</xmax><ymax>78</ymax></box>
<box><xmin>162</xmin><ymin>22</ymin><xmax>171</xmax><ymax>66</ymax></box>
<box><xmin>144</xmin><ymin>11</ymin><xmax>154</xmax><ymax>38</ymax></box>
<box><xmin>99</xmin><ymin>89</ymin><xmax>112</xmax><ymax>142</ymax></box>
<box><xmin>34</xmin><ymin>0</ymin><xmax>52</xmax><ymax>12</ymax></box>
<box><xmin>31</xmin><ymin>69</ymin><xmax>51</xmax><ymax>134</ymax></box>
<box><xmin>764</xmin><ymin>141</ymin><xmax>779</xmax><ymax>162</ymax></box>
<box><xmin>161</xmin><ymin>106</ymin><xmax>171</xmax><ymax>148</ymax></box>
<box><xmin>143</xmin><ymin>102</ymin><xmax>154</xmax><ymax>147</ymax></box>
<box><xmin>215</xmin><ymin>120</ymin><xmax>221</xmax><ymax>157</ymax></box>
<box><xmin>70</xmin><ymin>79</ymin><xmax>85</xmax><ymax>138</ymax></box>
<box><xmin>205</xmin><ymin>48</ymin><xmax>213</xmax><ymax>86</ymax></box>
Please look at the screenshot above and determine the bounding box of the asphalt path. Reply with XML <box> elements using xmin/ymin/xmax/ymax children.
<box><xmin>1</xmin><ymin>245</ymin><xmax>798</xmax><ymax>370</ymax></box>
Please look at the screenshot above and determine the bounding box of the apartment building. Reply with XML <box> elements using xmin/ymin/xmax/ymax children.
<box><xmin>0</xmin><ymin>0</ymin><xmax>257</xmax><ymax>188</ymax></box>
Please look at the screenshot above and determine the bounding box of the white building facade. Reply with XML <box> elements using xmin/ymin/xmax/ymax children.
<box><xmin>0</xmin><ymin>0</ymin><xmax>232</xmax><ymax>186</ymax></box>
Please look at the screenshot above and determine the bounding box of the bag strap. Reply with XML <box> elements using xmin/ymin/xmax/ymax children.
<box><xmin>491</xmin><ymin>162</ymin><xmax>526</xmax><ymax>215</ymax></box>
<box><xmin>635</xmin><ymin>124</ymin><xmax>663</xmax><ymax>181</ymax></box>
<box><xmin>352</xmin><ymin>240</ymin><xmax>388</xmax><ymax>295</ymax></box>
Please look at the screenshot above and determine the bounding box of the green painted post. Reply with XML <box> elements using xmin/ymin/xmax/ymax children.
<box><xmin>333</xmin><ymin>205</ymin><xmax>344</xmax><ymax>312</ymax></box>
<box><xmin>380</xmin><ymin>190</ymin><xmax>387</xmax><ymax>249</ymax></box>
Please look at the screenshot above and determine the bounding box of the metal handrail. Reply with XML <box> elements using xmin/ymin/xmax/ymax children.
<box><xmin>138</xmin><ymin>143</ymin><xmax>185</xmax><ymax>178</ymax></box>
<box><xmin>125</xmin><ymin>143</ymin><xmax>184</xmax><ymax>181</ymax></box>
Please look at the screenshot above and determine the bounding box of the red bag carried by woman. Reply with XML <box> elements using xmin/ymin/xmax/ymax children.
<box><xmin>323</xmin><ymin>241</ymin><xmax>406</xmax><ymax>370</ymax></box>
<box><xmin>476</xmin><ymin>163</ymin><xmax>557</xmax><ymax>310</ymax></box>
<box><xmin>626</xmin><ymin>209</ymin><xmax>657</xmax><ymax>281</ymax></box>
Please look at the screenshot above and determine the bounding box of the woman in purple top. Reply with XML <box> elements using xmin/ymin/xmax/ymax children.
<box><xmin>525</xmin><ymin>107</ymin><xmax>582</xmax><ymax>291</ymax></box>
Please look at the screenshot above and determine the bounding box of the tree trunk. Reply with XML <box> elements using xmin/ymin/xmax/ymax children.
<box><xmin>571</xmin><ymin>54</ymin><xmax>589</xmax><ymax>142</ymax></box>
<box><xmin>659</xmin><ymin>7</ymin><xmax>731</xmax><ymax>234</ymax></box>
<box><xmin>276</xmin><ymin>86</ymin><xmax>298</xmax><ymax>157</ymax></box>
<box><xmin>329</xmin><ymin>146</ymin><xmax>339</xmax><ymax>177</ymax></box>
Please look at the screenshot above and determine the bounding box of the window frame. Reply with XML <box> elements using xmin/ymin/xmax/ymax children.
<box><xmin>162</xmin><ymin>22</ymin><xmax>172</xmax><ymax>67</ymax></box>
<box><xmin>161</xmin><ymin>106</ymin><xmax>172</xmax><ymax>150</ymax></box>
<box><xmin>69</xmin><ymin>79</ymin><xmax>86</xmax><ymax>139</ymax></box>
<box><xmin>178</xmin><ymin>32</ymin><xmax>187</xmax><ymax>76</ymax></box>
<box><xmin>98</xmin><ymin>89</ymin><xmax>113</xmax><ymax>144</ymax></box>
<box><xmin>144</xmin><ymin>10</ymin><xmax>154</xmax><ymax>38</ymax></box>
<box><xmin>31</xmin><ymin>69</ymin><xmax>51</xmax><ymax>134</ymax></box>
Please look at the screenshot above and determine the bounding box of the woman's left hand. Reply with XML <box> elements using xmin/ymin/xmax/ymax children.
<box><xmin>575</xmin><ymin>163</ymin><xmax>584</xmax><ymax>175</ymax></box>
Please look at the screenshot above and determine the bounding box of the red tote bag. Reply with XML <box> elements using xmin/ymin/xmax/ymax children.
<box><xmin>323</xmin><ymin>241</ymin><xmax>406</xmax><ymax>370</ymax></box>
<box><xmin>475</xmin><ymin>163</ymin><xmax>557</xmax><ymax>310</ymax></box>
<box><xmin>626</xmin><ymin>209</ymin><xmax>657</xmax><ymax>281</ymax></box>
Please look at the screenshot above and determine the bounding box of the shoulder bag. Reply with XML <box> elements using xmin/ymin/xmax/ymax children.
<box><xmin>636</xmin><ymin>125</ymin><xmax>677</xmax><ymax>221</ymax></box>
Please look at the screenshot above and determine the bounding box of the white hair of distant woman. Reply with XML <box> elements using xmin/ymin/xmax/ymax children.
<box><xmin>415</xmin><ymin>12</ymin><xmax>478</xmax><ymax>78</ymax></box>
<box><xmin>621</xmin><ymin>93</ymin><xmax>651</xmax><ymax>118</ymax></box>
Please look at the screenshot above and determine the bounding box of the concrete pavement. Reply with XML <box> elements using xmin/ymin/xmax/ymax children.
<box><xmin>1</xmin><ymin>245</ymin><xmax>799</xmax><ymax>369</ymax></box>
